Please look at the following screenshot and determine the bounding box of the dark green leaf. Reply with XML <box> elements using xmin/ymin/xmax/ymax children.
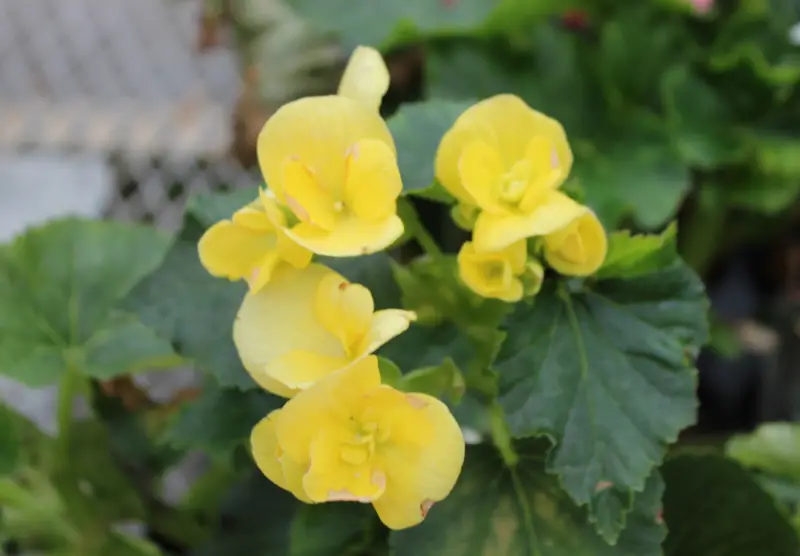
<box><xmin>387</xmin><ymin>100</ymin><xmax>474</xmax><ymax>196</ymax></box>
<box><xmin>390</xmin><ymin>440</ymin><xmax>666</xmax><ymax>556</ymax></box>
<box><xmin>164</xmin><ymin>381</ymin><xmax>283</xmax><ymax>461</ymax></box>
<box><xmin>124</xmin><ymin>237</ymin><xmax>252</xmax><ymax>389</ymax></box>
<box><xmin>289</xmin><ymin>503</ymin><xmax>385</xmax><ymax>556</ymax></box>
<box><xmin>0</xmin><ymin>219</ymin><xmax>175</xmax><ymax>386</ymax></box>
<box><xmin>596</xmin><ymin>223</ymin><xmax>678</xmax><ymax>280</ymax></box>
<box><xmin>285</xmin><ymin>0</ymin><xmax>499</xmax><ymax>48</ymax></box>
<box><xmin>377</xmin><ymin>356</ymin><xmax>404</xmax><ymax>389</ymax></box>
<box><xmin>495</xmin><ymin>260</ymin><xmax>707</xmax><ymax>540</ymax></box>
<box><xmin>662</xmin><ymin>454</ymin><xmax>800</xmax><ymax>556</ymax></box>
<box><xmin>0</xmin><ymin>405</ymin><xmax>20</xmax><ymax>474</ymax></box>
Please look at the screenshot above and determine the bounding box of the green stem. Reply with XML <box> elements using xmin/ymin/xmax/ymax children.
<box><xmin>680</xmin><ymin>183</ymin><xmax>727</xmax><ymax>277</ymax></box>
<box><xmin>56</xmin><ymin>361</ymin><xmax>81</xmax><ymax>461</ymax></box>
<box><xmin>490</xmin><ymin>402</ymin><xmax>519</xmax><ymax>467</ymax></box>
<box><xmin>397</xmin><ymin>198</ymin><xmax>443</xmax><ymax>258</ymax></box>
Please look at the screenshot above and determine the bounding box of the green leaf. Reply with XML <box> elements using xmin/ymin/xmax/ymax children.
<box><xmin>727</xmin><ymin>173</ymin><xmax>800</xmax><ymax>214</ymax></box>
<box><xmin>575</xmin><ymin>125</ymin><xmax>691</xmax><ymax>230</ymax></box>
<box><xmin>387</xmin><ymin>100</ymin><xmax>474</xmax><ymax>197</ymax></box>
<box><xmin>662</xmin><ymin>454</ymin><xmax>800</xmax><ymax>555</ymax></box>
<box><xmin>124</xmin><ymin>236</ymin><xmax>252</xmax><ymax>389</ymax></box>
<box><xmin>400</xmin><ymin>358</ymin><xmax>465</xmax><ymax>404</ymax></box>
<box><xmin>377</xmin><ymin>356</ymin><xmax>404</xmax><ymax>390</ymax></box>
<box><xmin>289</xmin><ymin>503</ymin><xmax>385</xmax><ymax>556</ymax></box>
<box><xmin>596</xmin><ymin>223</ymin><xmax>678</xmax><ymax>280</ymax></box>
<box><xmin>193</xmin><ymin>472</ymin><xmax>300</xmax><ymax>556</ymax></box>
<box><xmin>390</xmin><ymin>440</ymin><xmax>666</xmax><ymax>556</ymax></box>
<box><xmin>495</xmin><ymin>260</ymin><xmax>707</xmax><ymax>541</ymax></box>
<box><xmin>0</xmin><ymin>405</ymin><xmax>20</xmax><ymax>474</ymax></box>
<box><xmin>750</xmin><ymin>132</ymin><xmax>800</xmax><ymax>177</ymax></box>
<box><xmin>164</xmin><ymin>380</ymin><xmax>283</xmax><ymax>462</ymax></box>
<box><xmin>0</xmin><ymin>219</ymin><xmax>176</xmax><ymax>386</ymax></box>
<box><xmin>321</xmin><ymin>253</ymin><xmax>402</xmax><ymax>311</ymax></box>
<box><xmin>187</xmin><ymin>187</ymin><xmax>258</xmax><ymax>228</ymax></box>
<box><xmin>53</xmin><ymin>420</ymin><xmax>146</xmax><ymax>532</ymax></box>
<box><xmin>727</xmin><ymin>423</ymin><xmax>800</xmax><ymax>482</ymax></box>
<box><xmin>285</xmin><ymin>0</ymin><xmax>499</xmax><ymax>48</ymax></box>
<box><xmin>97</xmin><ymin>530</ymin><xmax>163</xmax><ymax>556</ymax></box>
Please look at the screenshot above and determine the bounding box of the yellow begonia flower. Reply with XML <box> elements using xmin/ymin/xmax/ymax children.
<box><xmin>544</xmin><ymin>209</ymin><xmax>608</xmax><ymax>277</ymax></box>
<box><xmin>435</xmin><ymin>94</ymin><xmax>584</xmax><ymax>253</ymax></box>
<box><xmin>257</xmin><ymin>95</ymin><xmax>404</xmax><ymax>257</ymax></box>
<box><xmin>251</xmin><ymin>355</ymin><xmax>465</xmax><ymax>530</ymax></box>
<box><xmin>458</xmin><ymin>239</ymin><xmax>530</xmax><ymax>302</ymax></box>
<box><xmin>233</xmin><ymin>263</ymin><xmax>416</xmax><ymax>398</ymax></box>
<box><xmin>198</xmin><ymin>195</ymin><xmax>312</xmax><ymax>293</ymax></box>
<box><xmin>337</xmin><ymin>46</ymin><xmax>390</xmax><ymax>111</ymax></box>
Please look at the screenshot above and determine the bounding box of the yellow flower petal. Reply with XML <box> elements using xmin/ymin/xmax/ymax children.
<box><xmin>274</xmin><ymin>356</ymin><xmax>382</xmax><ymax>465</ymax></box>
<box><xmin>435</xmin><ymin>94</ymin><xmax>573</xmax><ymax>205</ymax></box>
<box><xmin>198</xmin><ymin>220</ymin><xmax>276</xmax><ymax>282</ymax></box>
<box><xmin>337</xmin><ymin>46</ymin><xmax>390</xmax><ymax>111</ymax></box>
<box><xmin>457</xmin><ymin>240</ymin><xmax>526</xmax><ymax>303</ymax></box>
<box><xmin>314</xmin><ymin>273</ymin><xmax>374</xmax><ymax>355</ymax></box>
<box><xmin>472</xmin><ymin>190</ymin><xmax>587</xmax><ymax>252</ymax></box>
<box><xmin>257</xmin><ymin>96</ymin><xmax>395</xmax><ymax>204</ymax></box>
<box><xmin>343</xmin><ymin>139</ymin><xmax>402</xmax><ymax>222</ymax></box>
<box><xmin>457</xmin><ymin>140</ymin><xmax>507</xmax><ymax>215</ymax></box>
<box><xmin>372</xmin><ymin>393</ymin><xmax>465</xmax><ymax>530</ymax></box>
<box><xmin>265</xmin><ymin>350</ymin><xmax>350</xmax><ymax>390</ymax></box>
<box><xmin>246</xmin><ymin>250</ymin><xmax>281</xmax><ymax>293</ymax></box>
<box><xmin>544</xmin><ymin>209</ymin><xmax>608</xmax><ymax>276</ymax></box>
<box><xmin>232</xmin><ymin>205</ymin><xmax>274</xmax><ymax>231</ymax></box>
<box><xmin>282</xmin><ymin>157</ymin><xmax>339</xmax><ymax>231</ymax></box>
<box><xmin>357</xmin><ymin>309</ymin><xmax>417</xmax><ymax>355</ymax></box>
<box><xmin>276</xmin><ymin>231</ymin><xmax>313</xmax><ymax>269</ymax></box>
<box><xmin>285</xmin><ymin>214</ymin><xmax>404</xmax><ymax>257</ymax></box>
<box><xmin>250</xmin><ymin>411</ymin><xmax>311</xmax><ymax>502</ymax></box>
<box><xmin>303</xmin><ymin>426</ymin><xmax>386</xmax><ymax>503</ymax></box>
<box><xmin>233</xmin><ymin>264</ymin><xmax>346</xmax><ymax>396</ymax></box>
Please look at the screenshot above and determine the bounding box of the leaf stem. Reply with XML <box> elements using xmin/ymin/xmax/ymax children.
<box><xmin>490</xmin><ymin>402</ymin><xmax>519</xmax><ymax>467</ymax></box>
<box><xmin>679</xmin><ymin>183</ymin><xmax>726</xmax><ymax>277</ymax></box>
<box><xmin>397</xmin><ymin>197</ymin><xmax>443</xmax><ymax>259</ymax></box>
<box><xmin>56</xmin><ymin>359</ymin><xmax>81</xmax><ymax>461</ymax></box>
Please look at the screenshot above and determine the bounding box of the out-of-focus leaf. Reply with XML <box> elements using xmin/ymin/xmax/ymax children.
<box><xmin>727</xmin><ymin>423</ymin><xmax>800</xmax><ymax>482</ymax></box>
<box><xmin>289</xmin><ymin>503</ymin><xmax>385</xmax><ymax>556</ymax></box>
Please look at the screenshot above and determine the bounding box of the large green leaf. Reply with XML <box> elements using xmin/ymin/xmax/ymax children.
<box><xmin>387</xmin><ymin>100</ymin><xmax>474</xmax><ymax>198</ymax></box>
<box><xmin>0</xmin><ymin>219</ymin><xmax>177</xmax><ymax>386</ymax></box>
<box><xmin>662</xmin><ymin>454</ymin><xmax>800</xmax><ymax>556</ymax></box>
<box><xmin>390</xmin><ymin>440</ymin><xmax>666</xmax><ymax>556</ymax></box>
<box><xmin>164</xmin><ymin>380</ymin><xmax>283</xmax><ymax>462</ymax></box>
<box><xmin>286</xmin><ymin>0</ymin><xmax>499</xmax><ymax>48</ymax></box>
<box><xmin>495</xmin><ymin>258</ymin><xmax>707</xmax><ymax>541</ymax></box>
<box><xmin>289</xmin><ymin>504</ymin><xmax>386</xmax><ymax>556</ymax></box>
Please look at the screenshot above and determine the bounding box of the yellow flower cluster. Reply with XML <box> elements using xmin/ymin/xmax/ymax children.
<box><xmin>436</xmin><ymin>95</ymin><xmax>608</xmax><ymax>302</ymax></box>
<box><xmin>196</xmin><ymin>47</ymin><xmax>464</xmax><ymax>530</ymax></box>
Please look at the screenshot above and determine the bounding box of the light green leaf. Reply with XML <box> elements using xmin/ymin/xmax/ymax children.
<box><xmin>400</xmin><ymin>358</ymin><xmax>465</xmax><ymax>404</ymax></box>
<box><xmin>390</xmin><ymin>440</ymin><xmax>666</xmax><ymax>556</ymax></box>
<box><xmin>188</xmin><ymin>187</ymin><xmax>258</xmax><ymax>227</ymax></box>
<box><xmin>377</xmin><ymin>356</ymin><xmax>404</xmax><ymax>390</ymax></box>
<box><xmin>662</xmin><ymin>454</ymin><xmax>800</xmax><ymax>556</ymax></box>
<box><xmin>727</xmin><ymin>173</ymin><xmax>800</xmax><ymax>214</ymax></box>
<box><xmin>495</xmin><ymin>259</ymin><xmax>707</xmax><ymax>541</ymax></box>
<box><xmin>124</xmin><ymin>235</ymin><xmax>252</xmax><ymax>389</ymax></box>
<box><xmin>0</xmin><ymin>219</ymin><xmax>175</xmax><ymax>386</ymax></box>
<box><xmin>164</xmin><ymin>380</ymin><xmax>283</xmax><ymax>462</ymax></box>
<box><xmin>387</xmin><ymin>100</ymin><xmax>474</xmax><ymax>197</ymax></box>
<box><xmin>596</xmin><ymin>223</ymin><xmax>678</xmax><ymax>280</ymax></box>
<box><xmin>727</xmin><ymin>423</ymin><xmax>800</xmax><ymax>482</ymax></box>
<box><xmin>289</xmin><ymin>503</ymin><xmax>384</xmax><ymax>556</ymax></box>
<box><xmin>285</xmin><ymin>0</ymin><xmax>499</xmax><ymax>48</ymax></box>
<box><xmin>750</xmin><ymin>132</ymin><xmax>800</xmax><ymax>177</ymax></box>
<box><xmin>0</xmin><ymin>405</ymin><xmax>20</xmax><ymax>474</ymax></box>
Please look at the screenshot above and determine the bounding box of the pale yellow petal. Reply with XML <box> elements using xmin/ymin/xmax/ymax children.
<box><xmin>251</xmin><ymin>411</ymin><xmax>313</xmax><ymax>502</ymax></box>
<box><xmin>544</xmin><ymin>209</ymin><xmax>607</xmax><ymax>277</ymax></box>
<box><xmin>457</xmin><ymin>140</ymin><xmax>507</xmax><ymax>215</ymax></box>
<box><xmin>274</xmin><ymin>356</ymin><xmax>382</xmax><ymax>464</ymax></box>
<box><xmin>303</xmin><ymin>426</ymin><xmax>386</xmax><ymax>503</ymax></box>
<box><xmin>257</xmin><ymin>96</ymin><xmax>395</xmax><ymax>203</ymax></box>
<box><xmin>372</xmin><ymin>394</ymin><xmax>465</xmax><ymax>530</ymax></box>
<box><xmin>266</xmin><ymin>350</ymin><xmax>351</xmax><ymax>390</ymax></box>
<box><xmin>457</xmin><ymin>242</ymin><xmax>524</xmax><ymax>303</ymax></box>
<box><xmin>285</xmin><ymin>214</ymin><xmax>404</xmax><ymax>257</ymax></box>
<box><xmin>276</xmin><ymin>231</ymin><xmax>313</xmax><ymax>269</ymax></box>
<box><xmin>434</xmin><ymin>94</ymin><xmax>573</xmax><ymax>205</ymax></box>
<box><xmin>231</xmin><ymin>205</ymin><xmax>274</xmax><ymax>231</ymax></box>
<box><xmin>198</xmin><ymin>220</ymin><xmax>275</xmax><ymax>280</ymax></box>
<box><xmin>356</xmin><ymin>309</ymin><xmax>417</xmax><ymax>356</ymax></box>
<box><xmin>233</xmin><ymin>264</ymin><xmax>345</xmax><ymax>396</ymax></box>
<box><xmin>343</xmin><ymin>139</ymin><xmax>402</xmax><ymax>222</ymax></box>
<box><xmin>472</xmin><ymin>190</ymin><xmax>587</xmax><ymax>252</ymax></box>
<box><xmin>246</xmin><ymin>250</ymin><xmax>281</xmax><ymax>294</ymax></box>
<box><xmin>314</xmin><ymin>274</ymin><xmax>375</xmax><ymax>354</ymax></box>
<box><xmin>337</xmin><ymin>46</ymin><xmax>390</xmax><ymax>111</ymax></box>
<box><xmin>282</xmin><ymin>157</ymin><xmax>339</xmax><ymax>231</ymax></box>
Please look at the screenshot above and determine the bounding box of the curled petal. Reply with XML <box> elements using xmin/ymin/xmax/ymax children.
<box><xmin>198</xmin><ymin>220</ymin><xmax>276</xmax><ymax>282</ymax></box>
<box><xmin>250</xmin><ymin>411</ymin><xmax>311</xmax><ymax>502</ymax></box>
<box><xmin>338</xmin><ymin>46</ymin><xmax>390</xmax><ymax>111</ymax></box>
<box><xmin>373</xmin><ymin>394</ymin><xmax>465</xmax><ymax>530</ymax></box>
<box><xmin>472</xmin><ymin>190</ymin><xmax>587</xmax><ymax>252</ymax></box>
<box><xmin>285</xmin><ymin>214</ymin><xmax>404</xmax><ymax>257</ymax></box>
<box><xmin>544</xmin><ymin>209</ymin><xmax>607</xmax><ymax>276</ymax></box>
<box><xmin>343</xmin><ymin>139</ymin><xmax>402</xmax><ymax>222</ymax></box>
<box><xmin>457</xmin><ymin>241</ymin><xmax>526</xmax><ymax>303</ymax></box>
<box><xmin>457</xmin><ymin>141</ymin><xmax>506</xmax><ymax>215</ymax></box>
<box><xmin>357</xmin><ymin>309</ymin><xmax>417</xmax><ymax>355</ymax></box>
<box><xmin>314</xmin><ymin>274</ymin><xmax>375</xmax><ymax>354</ymax></box>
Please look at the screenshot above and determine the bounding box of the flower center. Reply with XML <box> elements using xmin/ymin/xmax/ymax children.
<box><xmin>498</xmin><ymin>160</ymin><xmax>533</xmax><ymax>205</ymax></box>
<box><xmin>338</xmin><ymin>420</ymin><xmax>388</xmax><ymax>466</ymax></box>
<box><xmin>480</xmin><ymin>259</ymin><xmax>508</xmax><ymax>287</ymax></box>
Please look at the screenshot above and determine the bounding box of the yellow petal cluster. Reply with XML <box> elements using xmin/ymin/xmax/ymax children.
<box><xmin>251</xmin><ymin>356</ymin><xmax>465</xmax><ymax>530</ymax></box>
<box><xmin>436</xmin><ymin>94</ymin><xmax>607</xmax><ymax>296</ymax></box>
<box><xmin>233</xmin><ymin>263</ymin><xmax>415</xmax><ymax>398</ymax></box>
<box><xmin>195</xmin><ymin>45</ymin><xmax>465</xmax><ymax>531</ymax></box>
